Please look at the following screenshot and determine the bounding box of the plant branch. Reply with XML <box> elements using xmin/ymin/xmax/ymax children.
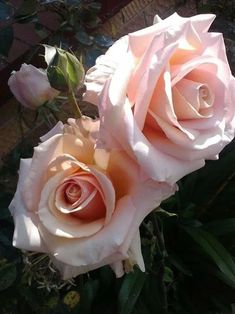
<box><xmin>69</xmin><ymin>91</ymin><xmax>82</xmax><ymax>118</ymax></box>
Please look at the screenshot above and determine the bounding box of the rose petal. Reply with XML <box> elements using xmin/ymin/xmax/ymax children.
<box><xmin>23</xmin><ymin>124</ymin><xmax>96</xmax><ymax>212</ymax></box>
<box><xmin>65</xmin><ymin>117</ymin><xmax>100</xmax><ymax>144</ymax></box>
<box><xmin>128</xmin><ymin>13</ymin><xmax>215</xmax><ymax>58</ymax></box>
<box><xmin>51</xmin><ymin>251</ymin><xmax>124</xmax><ymax>280</ymax></box>
<box><xmin>127</xmin><ymin>230</ymin><xmax>145</xmax><ymax>272</ymax></box>
<box><xmin>100</xmin><ymin>80</ymin><xmax>204</xmax><ymax>183</ymax></box>
<box><xmin>110</xmin><ymin>230</ymin><xmax>145</xmax><ymax>277</ymax></box>
<box><xmin>130</xmin><ymin>36</ymin><xmax>178</xmax><ymax>130</ymax></box>
<box><xmin>9</xmin><ymin>159</ymin><xmax>46</xmax><ymax>252</ymax></box>
<box><xmin>84</xmin><ymin>36</ymin><xmax>129</xmax><ymax>105</ymax></box>
<box><xmin>38</xmin><ymin>195</ymin><xmax>137</xmax><ymax>267</ymax></box>
<box><xmin>23</xmin><ymin>134</ymin><xmax>63</xmax><ymax>212</ymax></box>
<box><xmin>110</xmin><ymin>260</ymin><xmax>124</xmax><ymax>278</ymax></box>
<box><xmin>40</xmin><ymin>121</ymin><xmax>64</xmax><ymax>142</ymax></box>
<box><xmin>89</xmin><ymin>166</ymin><xmax>115</xmax><ymax>224</ymax></box>
<box><xmin>144</xmin><ymin>123</ymin><xmax>227</xmax><ymax>160</ymax></box>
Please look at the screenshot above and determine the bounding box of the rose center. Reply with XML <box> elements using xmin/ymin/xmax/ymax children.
<box><xmin>200</xmin><ymin>86</ymin><xmax>208</xmax><ymax>98</ymax></box>
<box><xmin>65</xmin><ymin>183</ymin><xmax>81</xmax><ymax>204</ymax></box>
<box><xmin>198</xmin><ymin>85</ymin><xmax>214</xmax><ymax>111</ymax></box>
<box><xmin>172</xmin><ymin>78</ymin><xmax>214</xmax><ymax>120</ymax></box>
<box><xmin>55</xmin><ymin>172</ymin><xmax>106</xmax><ymax>220</ymax></box>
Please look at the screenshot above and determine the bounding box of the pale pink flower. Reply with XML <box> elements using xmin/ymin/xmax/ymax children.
<box><xmin>9</xmin><ymin>117</ymin><xmax>175</xmax><ymax>279</ymax></box>
<box><xmin>84</xmin><ymin>13</ymin><xmax>235</xmax><ymax>184</ymax></box>
<box><xmin>8</xmin><ymin>63</ymin><xmax>59</xmax><ymax>109</ymax></box>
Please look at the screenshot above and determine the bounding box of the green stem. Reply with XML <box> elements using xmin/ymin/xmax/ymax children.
<box><xmin>69</xmin><ymin>91</ymin><xmax>82</xmax><ymax>118</ymax></box>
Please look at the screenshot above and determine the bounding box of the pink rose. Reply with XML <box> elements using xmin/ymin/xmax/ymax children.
<box><xmin>8</xmin><ymin>64</ymin><xmax>59</xmax><ymax>109</ymax></box>
<box><xmin>9</xmin><ymin>117</ymin><xmax>175</xmax><ymax>279</ymax></box>
<box><xmin>84</xmin><ymin>13</ymin><xmax>235</xmax><ymax>184</ymax></box>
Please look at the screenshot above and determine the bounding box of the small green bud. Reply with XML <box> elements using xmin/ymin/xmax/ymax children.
<box><xmin>44</xmin><ymin>45</ymin><xmax>85</xmax><ymax>93</ymax></box>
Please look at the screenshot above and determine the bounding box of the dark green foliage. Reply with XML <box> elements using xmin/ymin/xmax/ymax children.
<box><xmin>118</xmin><ymin>268</ymin><xmax>146</xmax><ymax>314</ymax></box>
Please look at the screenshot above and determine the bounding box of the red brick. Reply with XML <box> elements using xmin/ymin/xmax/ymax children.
<box><xmin>39</xmin><ymin>11</ymin><xmax>61</xmax><ymax>31</ymax></box>
<box><xmin>7</xmin><ymin>38</ymin><xmax>29</xmax><ymax>63</ymax></box>
<box><xmin>13</xmin><ymin>23</ymin><xmax>40</xmax><ymax>46</ymax></box>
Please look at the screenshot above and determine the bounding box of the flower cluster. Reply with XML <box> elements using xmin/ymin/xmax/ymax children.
<box><xmin>9</xmin><ymin>13</ymin><xmax>235</xmax><ymax>279</ymax></box>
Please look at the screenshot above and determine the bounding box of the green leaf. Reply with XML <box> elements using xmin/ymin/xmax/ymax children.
<box><xmin>79</xmin><ymin>279</ymin><xmax>99</xmax><ymax>314</ymax></box>
<box><xmin>142</xmin><ymin>272</ymin><xmax>167</xmax><ymax>313</ymax></box>
<box><xmin>182</xmin><ymin>227</ymin><xmax>235</xmax><ymax>283</ymax></box>
<box><xmin>47</xmin><ymin>66</ymin><xmax>68</xmax><ymax>92</ymax></box>
<box><xmin>0</xmin><ymin>1</ymin><xmax>14</xmax><ymax>21</ymax></box>
<box><xmin>0</xmin><ymin>26</ymin><xmax>13</xmax><ymax>57</ymax></box>
<box><xmin>43</xmin><ymin>44</ymin><xmax>56</xmax><ymax>66</ymax></box>
<box><xmin>167</xmin><ymin>254</ymin><xmax>192</xmax><ymax>276</ymax></box>
<box><xmin>118</xmin><ymin>268</ymin><xmax>146</xmax><ymax>314</ymax></box>
<box><xmin>132</xmin><ymin>299</ymin><xmax>150</xmax><ymax>314</ymax></box>
<box><xmin>66</xmin><ymin>52</ymin><xmax>84</xmax><ymax>90</ymax></box>
<box><xmin>0</xmin><ymin>263</ymin><xmax>17</xmax><ymax>291</ymax></box>
<box><xmin>204</xmin><ymin>218</ymin><xmax>235</xmax><ymax>236</ymax></box>
<box><xmin>207</xmin><ymin>265</ymin><xmax>235</xmax><ymax>289</ymax></box>
<box><xmin>155</xmin><ymin>208</ymin><xmax>177</xmax><ymax>218</ymax></box>
<box><xmin>163</xmin><ymin>266</ymin><xmax>174</xmax><ymax>283</ymax></box>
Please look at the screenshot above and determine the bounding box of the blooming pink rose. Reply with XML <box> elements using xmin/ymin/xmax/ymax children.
<box><xmin>8</xmin><ymin>63</ymin><xmax>59</xmax><ymax>109</ymax></box>
<box><xmin>9</xmin><ymin>117</ymin><xmax>175</xmax><ymax>279</ymax></box>
<box><xmin>84</xmin><ymin>13</ymin><xmax>235</xmax><ymax>184</ymax></box>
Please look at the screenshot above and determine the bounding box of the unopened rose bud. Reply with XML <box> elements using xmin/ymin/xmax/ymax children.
<box><xmin>44</xmin><ymin>45</ymin><xmax>85</xmax><ymax>93</ymax></box>
<box><xmin>8</xmin><ymin>64</ymin><xmax>59</xmax><ymax>109</ymax></box>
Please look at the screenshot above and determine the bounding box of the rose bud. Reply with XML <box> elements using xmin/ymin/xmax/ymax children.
<box><xmin>44</xmin><ymin>45</ymin><xmax>85</xmax><ymax>93</ymax></box>
<box><xmin>8</xmin><ymin>63</ymin><xmax>59</xmax><ymax>109</ymax></box>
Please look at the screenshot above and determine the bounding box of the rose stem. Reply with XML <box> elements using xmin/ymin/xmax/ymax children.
<box><xmin>69</xmin><ymin>91</ymin><xmax>82</xmax><ymax>118</ymax></box>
